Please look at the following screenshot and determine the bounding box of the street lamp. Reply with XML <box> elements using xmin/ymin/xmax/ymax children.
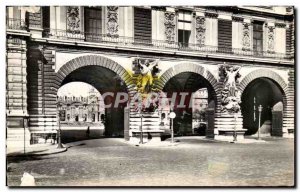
<box><xmin>139</xmin><ymin>109</ymin><xmax>143</xmax><ymax>144</ymax></box>
<box><xmin>57</xmin><ymin>106</ymin><xmax>64</xmax><ymax>149</ymax></box>
<box><xmin>169</xmin><ymin>111</ymin><xmax>176</xmax><ymax>143</ymax></box>
<box><xmin>233</xmin><ymin>113</ymin><xmax>238</xmax><ymax>142</ymax></box>
<box><xmin>257</xmin><ymin>105</ymin><xmax>263</xmax><ymax>140</ymax></box>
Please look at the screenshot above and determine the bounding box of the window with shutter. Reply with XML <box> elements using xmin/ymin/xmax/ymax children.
<box><xmin>253</xmin><ymin>21</ymin><xmax>263</xmax><ymax>55</ymax></box>
<box><xmin>84</xmin><ymin>7</ymin><xmax>102</xmax><ymax>41</ymax></box>
<box><xmin>218</xmin><ymin>19</ymin><xmax>232</xmax><ymax>53</ymax></box>
<box><xmin>134</xmin><ymin>7</ymin><xmax>152</xmax><ymax>44</ymax></box>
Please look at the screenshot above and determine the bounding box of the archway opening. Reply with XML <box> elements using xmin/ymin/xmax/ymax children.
<box><xmin>58</xmin><ymin>65</ymin><xmax>128</xmax><ymax>142</ymax></box>
<box><xmin>57</xmin><ymin>82</ymin><xmax>105</xmax><ymax>142</ymax></box>
<box><xmin>163</xmin><ymin>72</ymin><xmax>216</xmax><ymax>136</ymax></box>
<box><xmin>241</xmin><ymin>77</ymin><xmax>284</xmax><ymax>136</ymax></box>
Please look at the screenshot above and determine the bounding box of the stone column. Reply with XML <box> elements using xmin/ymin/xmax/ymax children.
<box><xmin>194</xmin><ymin>11</ymin><xmax>206</xmax><ymax>48</ymax></box>
<box><xmin>264</xmin><ymin>22</ymin><xmax>275</xmax><ymax>55</ymax></box>
<box><xmin>27</xmin><ymin>44</ymin><xmax>57</xmax><ymax>140</ymax></box>
<box><xmin>241</xmin><ymin>19</ymin><xmax>252</xmax><ymax>53</ymax></box>
<box><xmin>164</xmin><ymin>7</ymin><xmax>176</xmax><ymax>47</ymax></box>
<box><xmin>232</xmin><ymin>16</ymin><xmax>244</xmax><ymax>52</ymax></box>
<box><xmin>6</xmin><ymin>35</ymin><xmax>30</xmax><ymax>148</ymax></box>
<box><xmin>274</xmin><ymin>23</ymin><xmax>286</xmax><ymax>55</ymax></box>
<box><xmin>282</xmin><ymin>69</ymin><xmax>294</xmax><ymax>138</ymax></box>
<box><xmin>204</xmin><ymin>12</ymin><xmax>218</xmax><ymax>50</ymax></box>
<box><xmin>106</xmin><ymin>6</ymin><xmax>119</xmax><ymax>38</ymax></box>
<box><xmin>152</xmin><ymin>7</ymin><xmax>166</xmax><ymax>42</ymax></box>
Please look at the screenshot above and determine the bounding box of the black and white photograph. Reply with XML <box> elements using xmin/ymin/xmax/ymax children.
<box><xmin>4</xmin><ymin>3</ymin><xmax>295</xmax><ymax>188</ymax></box>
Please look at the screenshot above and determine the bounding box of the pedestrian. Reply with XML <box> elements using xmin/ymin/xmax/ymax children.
<box><xmin>86</xmin><ymin>126</ymin><xmax>90</xmax><ymax>138</ymax></box>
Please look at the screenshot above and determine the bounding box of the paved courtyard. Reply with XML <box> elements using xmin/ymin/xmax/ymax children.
<box><xmin>7</xmin><ymin>137</ymin><xmax>294</xmax><ymax>187</ymax></box>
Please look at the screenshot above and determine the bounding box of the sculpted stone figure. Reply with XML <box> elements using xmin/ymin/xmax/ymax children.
<box><xmin>136</xmin><ymin>59</ymin><xmax>159</xmax><ymax>94</ymax></box>
<box><xmin>219</xmin><ymin>65</ymin><xmax>242</xmax><ymax>114</ymax></box>
<box><xmin>224</xmin><ymin>66</ymin><xmax>241</xmax><ymax>97</ymax></box>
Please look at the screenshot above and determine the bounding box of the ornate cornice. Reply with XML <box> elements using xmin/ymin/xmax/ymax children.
<box><xmin>232</xmin><ymin>16</ymin><xmax>244</xmax><ymax>22</ymax></box>
<box><xmin>204</xmin><ymin>12</ymin><xmax>218</xmax><ymax>18</ymax></box>
<box><xmin>151</xmin><ymin>6</ymin><xmax>166</xmax><ymax>11</ymax></box>
<box><xmin>275</xmin><ymin>23</ymin><xmax>286</xmax><ymax>28</ymax></box>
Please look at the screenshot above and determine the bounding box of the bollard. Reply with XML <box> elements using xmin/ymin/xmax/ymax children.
<box><xmin>20</xmin><ymin>172</ymin><xmax>36</xmax><ymax>186</ymax></box>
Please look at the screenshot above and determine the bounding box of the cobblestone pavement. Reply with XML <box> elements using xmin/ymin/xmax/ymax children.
<box><xmin>7</xmin><ymin>137</ymin><xmax>294</xmax><ymax>187</ymax></box>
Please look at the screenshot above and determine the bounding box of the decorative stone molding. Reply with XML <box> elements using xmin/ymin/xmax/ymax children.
<box><xmin>107</xmin><ymin>6</ymin><xmax>119</xmax><ymax>37</ymax></box>
<box><xmin>67</xmin><ymin>6</ymin><xmax>80</xmax><ymax>34</ymax></box>
<box><xmin>164</xmin><ymin>12</ymin><xmax>176</xmax><ymax>43</ymax></box>
<box><xmin>275</xmin><ymin>23</ymin><xmax>286</xmax><ymax>28</ymax></box>
<box><xmin>219</xmin><ymin>65</ymin><xmax>242</xmax><ymax>114</ymax></box>
<box><xmin>267</xmin><ymin>26</ymin><xmax>275</xmax><ymax>53</ymax></box>
<box><xmin>151</xmin><ymin>6</ymin><xmax>166</xmax><ymax>11</ymax></box>
<box><xmin>195</xmin><ymin>16</ymin><xmax>206</xmax><ymax>46</ymax></box>
<box><xmin>232</xmin><ymin>16</ymin><xmax>244</xmax><ymax>22</ymax></box>
<box><xmin>204</xmin><ymin>12</ymin><xmax>218</xmax><ymax>18</ymax></box>
<box><xmin>242</xmin><ymin>23</ymin><xmax>251</xmax><ymax>51</ymax></box>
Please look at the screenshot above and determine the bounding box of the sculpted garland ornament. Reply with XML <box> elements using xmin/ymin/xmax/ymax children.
<box><xmin>195</xmin><ymin>17</ymin><xmax>206</xmax><ymax>46</ymax></box>
<box><xmin>164</xmin><ymin>12</ymin><xmax>176</xmax><ymax>43</ymax></box>
<box><xmin>107</xmin><ymin>6</ymin><xmax>119</xmax><ymax>37</ymax></box>
<box><xmin>67</xmin><ymin>6</ymin><xmax>80</xmax><ymax>34</ymax></box>
<box><xmin>267</xmin><ymin>26</ymin><xmax>275</xmax><ymax>53</ymax></box>
<box><xmin>242</xmin><ymin>23</ymin><xmax>251</xmax><ymax>51</ymax></box>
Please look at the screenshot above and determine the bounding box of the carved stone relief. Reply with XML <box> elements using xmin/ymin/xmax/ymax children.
<box><xmin>67</xmin><ymin>6</ymin><xmax>80</xmax><ymax>33</ymax></box>
<box><xmin>107</xmin><ymin>6</ymin><xmax>119</xmax><ymax>37</ymax></box>
<box><xmin>164</xmin><ymin>12</ymin><xmax>176</xmax><ymax>43</ymax></box>
<box><xmin>195</xmin><ymin>17</ymin><xmax>206</xmax><ymax>46</ymax></box>
<box><xmin>267</xmin><ymin>26</ymin><xmax>275</xmax><ymax>53</ymax></box>
<box><xmin>242</xmin><ymin>23</ymin><xmax>251</xmax><ymax>51</ymax></box>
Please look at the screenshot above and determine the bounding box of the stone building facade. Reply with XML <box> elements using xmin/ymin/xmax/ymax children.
<box><xmin>6</xmin><ymin>6</ymin><xmax>294</xmax><ymax>146</ymax></box>
<box><xmin>57</xmin><ymin>88</ymin><xmax>104</xmax><ymax>124</ymax></box>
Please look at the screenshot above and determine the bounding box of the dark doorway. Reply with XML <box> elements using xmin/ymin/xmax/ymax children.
<box><xmin>163</xmin><ymin>72</ymin><xmax>216</xmax><ymax>136</ymax></box>
<box><xmin>241</xmin><ymin>78</ymin><xmax>284</xmax><ymax>136</ymax></box>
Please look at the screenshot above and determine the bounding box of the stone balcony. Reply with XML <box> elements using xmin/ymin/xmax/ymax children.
<box><xmin>41</xmin><ymin>28</ymin><xmax>293</xmax><ymax>63</ymax></box>
<box><xmin>6</xmin><ymin>21</ymin><xmax>294</xmax><ymax>64</ymax></box>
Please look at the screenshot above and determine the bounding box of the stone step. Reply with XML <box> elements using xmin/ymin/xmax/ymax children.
<box><xmin>130</xmin><ymin>125</ymin><xmax>161</xmax><ymax>129</ymax></box>
<box><xmin>130</xmin><ymin>117</ymin><xmax>160</xmax><ymax>122</ymax></box>
<box><xmin>130</xmin><ymin>114</ymin><xmax>160</xmax><ymax>118</ymax></box>
<box><xmin>215</xmin><ymin>122</ymin><xmax>243</xmax><ymax>126</ymax></box>
<box><xmin>129</xmin><ymin>122</ymin><xmax>159</xmax><ymax>127</ymax></box>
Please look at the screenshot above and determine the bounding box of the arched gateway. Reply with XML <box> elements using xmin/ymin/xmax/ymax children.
<box><xmin>55</xmin><ymin>55</ymin><xmax>134</xmax><ymax>137</ymax></box>
<box><xmin>238</xmin><ymin>69</ymin><xmax>290</xmax><ymax>137</ymax></box>
<box><xmin>156</xmin><ymin>62</ymin><xmax>219</xmax><ymax>138</ymax></box>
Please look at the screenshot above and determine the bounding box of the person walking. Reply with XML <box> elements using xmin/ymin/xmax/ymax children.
<box><xmin>86</xmin><ymin>126</ymin><xmax>90</xmax><ymax>138</ymax></box>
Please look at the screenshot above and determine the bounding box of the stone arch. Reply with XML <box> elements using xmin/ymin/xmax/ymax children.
<box><xmin>238</xmin><ymin>69</ymin><xmax>291</xmax><ymax>136</ymax></box>
<box><xmin>156</xmin><ymin>62</ymin><xmax>219</xmax><ymax>93</ymax></box>
<box><xmin>55</xmin><ymin>55</ymin><xmax>133</xmax><ymax>92</ymax></box>
<box><xmin>156</xmin><ymin>62</ymin><xmax>220</xmax><ymax>108</ymax></box>
<box><xmin>156</xmin><ymin>62</ymin><xmax>220</xmax><ymax>138</ymax></box>
<box><xmin>238</xmin><ymin>69</ymin><xmax>288</xmax><ymax>95</ymax></box>
<box><xmin>238</xmin><ymin>69</ymin><xmax>288</xmax><ymax>107</ymax></box>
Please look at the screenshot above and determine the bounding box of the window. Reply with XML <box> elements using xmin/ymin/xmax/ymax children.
<box><xmin>218</xmin><ymin>19</ymin><xmax>232</xmax><ymax>53</ymax></box>
<box><xmin>42</xmin><ymin>6</ymin><xmax>50</xmax><ymax>29</ymax></box>
<box><xmin>134</xmin><ymin>7</ymin><xmax>152</xmax><ymax>43</ymax></box>
<box><xmin>178</xmin><ymin>11</ymin><xmax>192</xmax><ymax>47</ymax></box>
<box><xmin>253</xmin><ymin>21</ymin><xmax>263</xmax><ymax>54</ymax></box>
<box><xmin>84</xmin><ymin>7</ymin><xmax>102</xmax><ymax>41</ymax></box>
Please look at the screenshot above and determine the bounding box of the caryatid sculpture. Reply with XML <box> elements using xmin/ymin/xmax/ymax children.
<box><xmin>219</xmin><ymin>65</ymin><xmax>242</xmax><ymax>114</ymax></box>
